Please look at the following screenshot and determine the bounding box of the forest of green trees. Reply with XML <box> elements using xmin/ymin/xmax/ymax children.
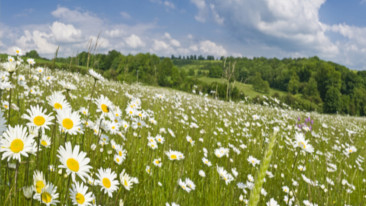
<box><xmin>24</xmin><ymin>50</ymin><xmax>366</xmax><ymax>116</ymax></box>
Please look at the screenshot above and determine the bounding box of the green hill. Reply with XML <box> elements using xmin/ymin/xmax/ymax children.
<box><xmin>3</xmin><ymin>50</ymin><xmax>366</xmax><ymax>116</ymax></box>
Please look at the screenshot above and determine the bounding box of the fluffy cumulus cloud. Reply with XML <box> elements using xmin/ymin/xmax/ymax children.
<box><xmin>191</xmin><ymin>0</ymin><xmax>366</xmax><ymax>69</ymax></box>
<box><xmin>192</xmin><ymin>0</ymin><xmax>337</xmax><ymax>55</ymax></box>
<box><xmin>15</xmin><ymin>30</ymin><xmax>58</xmax><ymax>54</ymax></box>
<box><xmin>125</xmin><ymin>34</ymin><xmax>145</xmax><ymax>49</ymax></box>
<box><xmin>1</xmin><ymin>6</ymin><xmax>230</xmax><ymax>58</ymax></box>
<box><xmin>51</xmin><ymin>6</ymin><xmax>103</xmax><ymax>26</ymax></box>
<box><xmin>199</xmin><ymin>40</ymin><xmax>227</xmax><ymax>57</ymax></box>
<box><xmin>50</xmin><ymin>21</ymin><xmax>82</xmax><ymax>43</ymax></box>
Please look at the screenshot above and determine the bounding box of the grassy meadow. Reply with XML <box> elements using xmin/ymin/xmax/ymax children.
<box><xmin>0</xmin><ymin>55</ymin><xmax>365</xmax><ymax>206</ymax></box>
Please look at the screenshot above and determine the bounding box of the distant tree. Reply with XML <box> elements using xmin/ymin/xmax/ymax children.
<box><xmin>25</xmin><ymin>50</ymin><xmax>41</xmax><ymax>59</ymax></box>
<box><xmin>303</xmin><ymin>77</ymin><xmax>319</xmax><ymax>97</ymax></box>
<box><xmin>252</xmin><ymin>72</ymin><xmax>270</xmax><ymax>94</ymax></box>
<box><xmin>208</xmin><ymin>64</ymin><xmax>222</xmax><ymax>78</ymax></box>
<box><xmin>323</xmin><ymin>86</ymin><xmax>342</xmax><ymax>113</ymax></box>
<box><xmin>188</xmin><ymin>68</ymin><xmax>195</xmax><ymax>76</ymax></box>
<box><xmin>207</xmin><ymin>55</ymin><xmax>215</xmax><ymax>60</ymax></box>
<box><xmin>288</xmin><ymin>72</ymin><xmax>300</xmax><ymax>94</ymax></box>
<box><xmin>157</xmin><ymin>58</ymin><xmax>173</xmax><ymax>86</ymax></box>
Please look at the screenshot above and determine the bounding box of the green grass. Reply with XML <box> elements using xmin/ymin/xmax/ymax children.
<box><xmin>198</xmin><ymin>76</ymin><xmax>287</xmax><ymax>98</ymax></box>
<box><xmin>0</xmin><ymin>56</ymin><xmax>365</xmax><ymax>206</ymax></box>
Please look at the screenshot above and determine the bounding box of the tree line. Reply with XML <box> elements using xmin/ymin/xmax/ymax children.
<box><xmin>25</xmin><ymin>50</ymin><xmax>366</xmax><ymax>116</ymax></box>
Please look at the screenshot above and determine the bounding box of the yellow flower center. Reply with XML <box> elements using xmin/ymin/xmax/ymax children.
<box><xmin>124</xmin><ymin>179</ymin><xmax>128</xmax><ymax>186</ymax></box>
<box><xmin>41</xmin><ymin>140</ymin><xmax>48</xmax><ymax>146</ymax></box>
<box><xmin>129</xmin><ymin>110</ymin><xmax>133</xmax><ymax>114</ymax></box>
<box><xmin>54</xmin><ymin>103</ymin><xmax>62</xmax><ymax>110</ymax></box>
<box><xmin>116</xmin><ymin>113</ymin><xmax>119</xmax><ymax>117</ymax></box>
<box><xmin>66</xmin><ymin>158</ymin><xmax>79</xmax><ymax>172</ymax></box>
<box><xmin>349</xmin><ymin>149</ymin><xmax>352</xmax><ymax>153</ymax></box>
<box><xmin>34</xmin><ymin>116</ymin><xmax>46</xmax><ymax>126</ymax></box>
<box><xmin>116</xmin><ymin>158</ymin><xmax>120</xmax><ymax>162</ymax></box>
<box><xmin>101</xmin><ymin>104</ymin><xmax>109</xmax><ymax>113</ymax></box>
<box><xmin>119</xmin><ymin>151</ymin><xmax>123</xmax><ymax>156</ymax></box>
<box><xmin>112</xmin><ymin>126</ymin><xmax>115</xmax><ymax>130</ymax></box>
<box><xmin>41</xmin><ymin>192</ymin><xmax>52</xmax><ymax>203</ymax></box>
<box><xmin>75</xmin><ymin>193</ymin><xmax>85</xmax><ymax>204</ymax></box>
<box><xmin>170</xmin><ymin>154</ymin><xmax>177</xmax><ymax>160</ymax></box>
<box><xmin>62</xmin><ymin>118</ymin><xmax>74</xmax><ymax>130</ymax></box>
<box><xmin>299</xmin><ymin>142</ymin><xmax>306</xmax><ymax>149</ymax></box>
<box><xmin>102</xmin><ymin>178</ymin><xmax>111</xmax><ymax>188</ymax></box>
<box><xmin>35</xmin><ymin>180</ymin><xmax>45</xmax><ymax>194</ymax></box>
<box><xmin>10</xmin><ymin>139</ymin><xmax>24</xmax><ymax>153</ymax></box>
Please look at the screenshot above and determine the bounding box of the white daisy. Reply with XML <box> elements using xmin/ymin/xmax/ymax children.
<box><xmin>22</xmin><ymin>105</ymin><xmax>54</xmax><ymax>131</ymax></box>
<box><xmin>69</xmin><ymin>181</ymin><xmax>93</xmax><ymax>206</ymax></box>
<box><xmin>119</xmin><ymin>169</ymin><xmax>139</xmax><ymax>191</ymax></box>
<box><xmin>34</xmin><ymin>183</ymin><xmax>59</xmax><ymax>206</ymax></box>
<box><xmin>57</xmin><ymin>142</ymin><xmax>91</xmax><ymax>182</ymax></box>
<box><xmin>57</xmin><ymin>108</ymin><xmax>82</xmax><ymax>135</ymax></box>
<box><xmin>95</xmin><ymin>168</ymin><xmax>119</xmax><ymax>197</ymax></box>
<box><xmin>0</xmin><ymin>125</ymin><xmax>35</xmax><ymax>161</ymax></box>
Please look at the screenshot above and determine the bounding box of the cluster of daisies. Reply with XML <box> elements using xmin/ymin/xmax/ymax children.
<box><xmin>0</xmin><ymin>48</ymin><xmax>365</xmax><ymax>206</ymax></box>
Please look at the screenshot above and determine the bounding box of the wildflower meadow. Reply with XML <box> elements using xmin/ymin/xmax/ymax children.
<box><xmin>0</xmin><ymin>49</ymin><xmax>365</xmax><ymax>206</ymax></box>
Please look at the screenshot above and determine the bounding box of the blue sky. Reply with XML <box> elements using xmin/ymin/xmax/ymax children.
<box><xmin>1</xmin><ymin>0</ymin><xmax>366</xmax><ymax>70</ymax></box>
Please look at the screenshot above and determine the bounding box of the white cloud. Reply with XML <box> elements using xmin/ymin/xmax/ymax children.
<box><xmin>51</xmin><ymin>6</ymin><xmax>103</xmax><ymax>26</ymax></box>
<box><xmin>329</xmin><ymin>24</ymin><xmax>366</xmax><ymax>46</ymax></box>
<box><xmin>152</xmin><ymin>39</ymin><xmax>171</xmax><ymax>51</ymax></box>
<box><xmin>190</xmin><ymin>0</ymin><xmax>341</xmax><ymax>58</ymax></box>
<box><xmin>150</xmin><ymin>0</ymin><xmax>176</xmax><ymax>10</ymax></box>
<box><xmin>209</xmin><ymin>4</ymin><xmax>224</xmax><ymax>25</ymax></box>
<box><xmin>120</xmin><ymin>12</ymin><xmax>131</xmax><ymax>19</ymax></box>
<box><xmin>32</xmin><ymin>31</ymin><xmax>58</xmax><ymax>53</ymax></box>
<box><xmin>14</xmin><ymin>30</ymin><xmax>57</xmax><ymax>54</ymax></box>
<box><xmin>164</xmin><ymin>33</ymin><xmax>181</xmax><ymax>47</ymax></box>
<box><xmin>125</xmin><ymin>34</ymin><xmax>145</xmax><ymax>48</ymax></box>
<box><xmin>190</xmin><ymin>0</ymin><xmax>208</xmax><ymax>22</ymax></box>
<box><xmin>50</xmin><ymin>21</ymin><xmax>82</xmax><ymax>43</ymax></box>
<box><xmin>164</xmin><ymin>1</ymin><xmax>175</xmax><ymax>9</ymax></box>
<box><xmin>105</xmin><ymin>29</ymin><xmax>125</xmax><ymax>38</ymax></box>
<box><xmin>199</xmin><ymin>40</ymin><xmax>227</xmax><ymax>56</ymax></box>
<box><xmin>88</xmin><ymin>35</ymin><xmax>110</xmax><ymax>49</ymax></box>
